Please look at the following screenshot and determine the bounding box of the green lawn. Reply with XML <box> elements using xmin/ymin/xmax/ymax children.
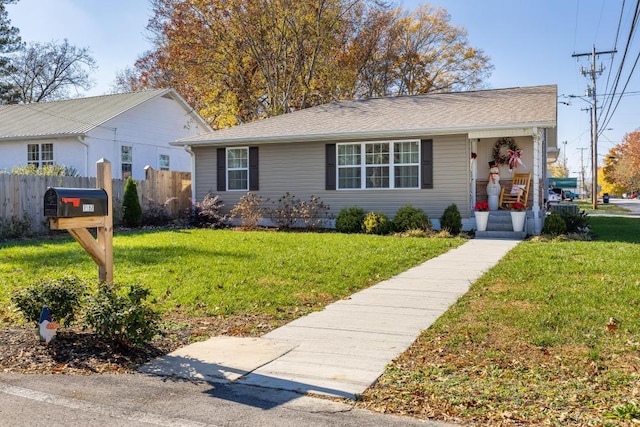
<box><xmin>358</xmin><ymin>216</ymin><xmax>640</xmax><ymax>425</ymax></box>
<box><xmin>573</xmin><ymin>199</ymin><xmax>629</xmax><ymax>214</ymax></box>
<box><xmin>0</xmin><ymin>229</ymin><xmax>466</xmax><ymax>324</ymax></box>
<box><xmin>3</xmin><ymin>216</ymin><xmax>639</xmax><ymax>424</ymax></box>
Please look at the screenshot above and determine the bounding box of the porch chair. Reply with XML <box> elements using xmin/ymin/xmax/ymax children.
<box><xmin>498</xmin><ymin>172</ymin><xmax>531</xmax><ymax>209</ymax></box>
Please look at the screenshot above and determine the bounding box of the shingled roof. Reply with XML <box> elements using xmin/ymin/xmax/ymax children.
<box><xmin>176</xmin><ymin>85</ymin><xmax>557</xmax><ymax>147</ymax></box>
<box><xmin>0</xmin><ymin>89</ymin><xmax>208</xmax><ymax>141</ymax></box>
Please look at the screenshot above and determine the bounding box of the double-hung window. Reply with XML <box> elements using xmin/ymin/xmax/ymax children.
<box><xmin>159</xmin><ymin>154</ymin><xmax>170</xmax><ymax>171</ymax></box>
<box><xmin>27</xmin><ymin>143</ymin><xmax>54</xmax><ymax>168</ymax></box>
<box><xmin>227</xmin><ymin>147</ymin><xmax>249</xmax><ymax>191</ymax></box>
<box><xmin>121</xmin><ymin>146</ymin><xmax>132</xmax><ymax>179</ymax></box>
<box><xmin>337</xmin><ymin>141</ymin><xmax>420</xmax><ymax>189</ymax></box>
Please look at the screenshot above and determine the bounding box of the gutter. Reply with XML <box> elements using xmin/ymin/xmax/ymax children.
<box><xmin>170</xmin><ymin>121</ymin><xmax>557</xmax><ymax>147</ymax></box>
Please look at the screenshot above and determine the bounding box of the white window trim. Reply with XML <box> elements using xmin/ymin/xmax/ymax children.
<box><xmin>159</xmin><ymin>154</ymin><xmax>170</xmax><ymax>171</ymax></box>
<box><xmin>27</xmin><ymin>143</ymin><xmax>54</xmax><ymax>168</ymax></box>
<box><xmin>226</xmin><ymin>147</ymin><xmax>249</xmax><ymax>191</ymax></box>
<box><xmin>121</xmin><ymin>146</ymin><xmax>133</xmax><ymax>178</ymax></box>
<box><xmin>336</xmin><ymin>140</ymin><xmax>420</xmax><ymax>190</ymax></box>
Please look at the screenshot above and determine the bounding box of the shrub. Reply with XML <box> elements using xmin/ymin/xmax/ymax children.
<box><xmin>142</xmin><ymin>197</ymin><xmax>176</xmax><ymax>226</ymax></box>
<box><xmin>10</xmin><ymin>163</ymin><xmax>79</xmax><ymax>176</ymax></box>
<box><xmin>230</xmin><ymin>192</ymin><xmax>267</xmax><ymax>228</ymax></box>
<box><xmin>191</xmin><ymin>193</ymin><xmax>226</xmax><ymax>228</ymax></box>
<box><xmin>543</xmin><ymin>211</ymin><xmax>567</xmax><ymax>236</ymax></box>
<box><xmin>11</xmin><ymin>276</ymin><xmax>87</xmax><ymax>326</ymax></box>
<box><xmin>269</xmin><ymin>193</ymin><xmax>330</xmax><ymax>230</ymax></box>
<box><xmin>393</xmin><ymin>205</ymin><xmax>431</xmax><ymax>232</ymax></box>
<box><xmin>84</xmin><ymin>283</ymin><xmax>160</xmax><ymax>347</ymax></box>
<box><xmin>561</xmin><ymin>210</ymin><xmax>590</xmax><ymax>233</ymax></box>
<box><xmin>335</xmin><ymin>206</ymin><xmax>366</xmax><ymax>233</ymax></box>
<box><xmin>269</xmin><ymin>192</ymin><xmax>302</xmax><ymax>229</ymax></box>
<box><xmin>0</xmin><ymin>212</ymin><xmax>32</xmax><ymax>240</ymax></box>
<box><xmin>363</xmin><ymin>212</ymin><xmax>391</xmax><ymax>235</ymax></box>
<box><xmin>298</xmin><ymin>195</ymin><xmax>330</xmax><ymax>230</ymax></box>
<box><xmin>440</xmin><ymin>203</ymin><xmax>462</xmax><ymax>235</ymax></box>
<box><xmin>122</xmin><ymin>176</ymin><xmax>142</xmax><ymax>228</ymax></box>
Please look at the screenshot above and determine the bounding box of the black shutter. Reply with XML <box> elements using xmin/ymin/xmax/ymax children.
<box><xmin>217</xmin><ymin>148</ymin><xmax>226</xmax><ymax>191</ymax></box>
<box><xmin>249</xmin><ymin>146</ymin><xmax>259</xmax><ymax>191</ymax></box>
<box><xmin>325</xmin><ymin>144</ymin><xmax>336</xmax><ymax>190</ymax></box>
<box><xmin>421</xmin><ymin>139</ymin><xmax>433</xmax><ymax>189</ymax></box>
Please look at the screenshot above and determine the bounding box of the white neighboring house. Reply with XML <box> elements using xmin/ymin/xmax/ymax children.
<box><xmin>0</xmin><ymin>89</ymin><xmax>211</xmax><ymax>179</ymax></box>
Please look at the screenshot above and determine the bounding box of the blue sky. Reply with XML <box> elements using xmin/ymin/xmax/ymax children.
<box><xmin>7</xmin><ymin>0</ymin><xmax>639</xmax><ymax>179</ymax></box>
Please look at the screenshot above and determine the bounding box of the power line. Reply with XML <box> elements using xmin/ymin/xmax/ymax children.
<box><xmin>598</xmin><ymin>0</ymin><xmax>640</xmax><ymax>132</ymax></box>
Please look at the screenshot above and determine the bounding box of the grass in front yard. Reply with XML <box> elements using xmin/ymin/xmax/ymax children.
<box><xmin>573</xmin><ymin>199</ymin><xmax>629</xmax><ymax>214</ymax></box>
<box><xmin>0</xmin><ymin>229</ymin><xmax>465</xmax><ymax>324</ymax></box>
<box><xmin>358</xmin><ymin>216</ymin><xmax>640</xmax><ymax>425</ymax></box>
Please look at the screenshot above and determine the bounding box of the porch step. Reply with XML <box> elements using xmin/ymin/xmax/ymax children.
<box><xmin>475</xmin><ymin>230</ymin><xmax>526</xmax><ymax>239</ymax></box>
<box><xmin>474</xmin><ymin>210</ymin><xmax>528</xmax><ymax>239</ymax></box>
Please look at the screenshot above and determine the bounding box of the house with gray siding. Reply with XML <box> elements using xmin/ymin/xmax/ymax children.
<box><xmin>175</xmin><ymin>85</ymin><xmax>558</xmax><ymax>234</ymax></box>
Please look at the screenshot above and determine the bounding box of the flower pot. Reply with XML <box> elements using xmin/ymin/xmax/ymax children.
<box><xmin>510</xmin><ymin>211</ymin><xmax>526</xmax><ymax>232</ymax></box>
<box><xmin>474</xmin><ymin>211</ymin><xmax>489</xmax><ymax>231</ymax></box>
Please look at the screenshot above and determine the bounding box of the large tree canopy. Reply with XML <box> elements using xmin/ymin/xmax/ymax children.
<box><xmin>119</xmin><ymin>0</ymin><xmax>492</xmax><ymax>128</ymax></box>
<box><xmin>0</xmin><ymin>0</ymin><xmax>22</xmax><ymax>103</ymax></box>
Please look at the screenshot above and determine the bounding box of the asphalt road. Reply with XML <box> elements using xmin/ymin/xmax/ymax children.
<box><xmin>0</xmin><ymin>373</ymin><xmax>451</xmax><ymax>427</ymax></box>
<box><xmin>608</xmin><ymin>197</ymin><xmax>640</xmax><ymax>215</ymax></box>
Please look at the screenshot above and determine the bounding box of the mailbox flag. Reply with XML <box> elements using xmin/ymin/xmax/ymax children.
<box><xmin>61</xmin><ymin>197</ymin><xmax>81</xmax><ymax>207</ymax></box>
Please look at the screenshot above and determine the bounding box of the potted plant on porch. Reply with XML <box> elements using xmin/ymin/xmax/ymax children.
<box><xmin>509</xmin><ymin>202</ymin><xmax>527</xmax><ymax>232</ymax></box>
<box><xmin>473</xmin><ymin>201</ymin><xmax>490</xmax><ymax>232</ymax></box>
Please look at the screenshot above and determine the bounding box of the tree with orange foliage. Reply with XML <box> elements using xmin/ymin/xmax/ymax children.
<box><xmin>602</xmin><ymin>130</ymin><xmax>640</xmax><ymax>194</ymax></box>
<box><xmin>114</xmin><ymin>0</ymin><xmax>492</xmax><ymax>129</ymax></box>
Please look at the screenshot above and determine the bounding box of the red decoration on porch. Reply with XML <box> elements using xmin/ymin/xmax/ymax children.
<box><xmin>507</xmin><ymin>148</ymin><xmax>526</xmax><ymax>171</ymax></box>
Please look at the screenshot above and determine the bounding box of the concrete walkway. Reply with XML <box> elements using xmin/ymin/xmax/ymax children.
<box><xmin>141</xmin><ymin>238</ymin><xmax>521</xmax><ymax>399</ymax></box>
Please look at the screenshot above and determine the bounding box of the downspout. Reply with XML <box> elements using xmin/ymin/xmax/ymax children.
<box><xmin>184</xmin><ymin>145</ymin><xmax>197</xmax><ymax>206</ymax></box>
<box><xmin>76</xmin><ymin>135</ymin><xmax>89</xmax><ymax>176</ymax></box>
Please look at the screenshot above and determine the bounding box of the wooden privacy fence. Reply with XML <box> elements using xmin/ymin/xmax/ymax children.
<box><xmin>0</xmin><ymin>168</ymin><xmax>191</xmax><ymax>235</ymax></box>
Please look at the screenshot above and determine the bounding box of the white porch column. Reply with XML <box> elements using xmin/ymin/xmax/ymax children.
<box><xmin>532</xmin><ymin>128</ymin><xmax>543</xmax><ymax>234</ymax></box>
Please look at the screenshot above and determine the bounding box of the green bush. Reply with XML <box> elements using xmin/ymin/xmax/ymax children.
<box><xmin>363</xmin><ymin>211</ymin><xmax>391</xmax><ymax>235</ymax></box>
<box><xmin>84</xmin><ymin>283</ymin><xmax>159</xmax><ymax>347</ymax></box>
<box><xmin>122</xmin><ymin>176</ymin><xmax>143</xmax><ymax>228</ymax></box>
<box><xmin>440</xmin><ymin>203</ymin><xmax>462</xmax><ymax>235</ymax></box>
<box><xmin>543</xmin><ymin>212</ymin><xmax>567</xmax><ymax>236</ymax></box>
<box><xmin>392</xmin><ymin>205</ymin><xmax>431</xmax><ymax>232</ymax></box>
<box><xmin>335</xmin><ymin>206</ymin><xmax>366</xmax><ymax>233</ymax></box>
<box><xmin>561</xmin><ymin>210</ymin><xmax>590</xmax><ymax>233</ymax></box>
<box><xmin>11</xmin><ymin>276</ymin><xmax>87</xmax><ymax>326</ymax></box>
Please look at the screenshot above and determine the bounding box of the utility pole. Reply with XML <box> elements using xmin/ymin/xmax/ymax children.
<box><xmin>572</xmin><ymin>45</ymin><xmax>616</xmax><ymax>209</ymax></box>
<box><xmin>562</xmin><ymin>140</ymin><xmax>568</xmax><ymax>171</ymax></box>
<box><xmin>577</xmin><ymin>147</ymin><xmax>588</xmax><ymax>197</ymax></box>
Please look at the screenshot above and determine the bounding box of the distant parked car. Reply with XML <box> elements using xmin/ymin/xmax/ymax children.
<box><xmin>547</xmin><ymin>188</ymin><xmax>562</xmax><ymax>208</ymax></box>
<box><xmin>548</xmin><ymin>188</ymin><xmax>562</xmax><ymax>202</ymax></box>
<box><xmin>563</xmin><ymin>190</ymin><xmax>577</xmax><ymax>201</ymax></box>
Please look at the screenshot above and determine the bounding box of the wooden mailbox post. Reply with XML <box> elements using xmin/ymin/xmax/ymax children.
<box><xmin>47</xmin><ymin>159</ymin><xmax>113</xmax><ymax>283</ymax></box>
